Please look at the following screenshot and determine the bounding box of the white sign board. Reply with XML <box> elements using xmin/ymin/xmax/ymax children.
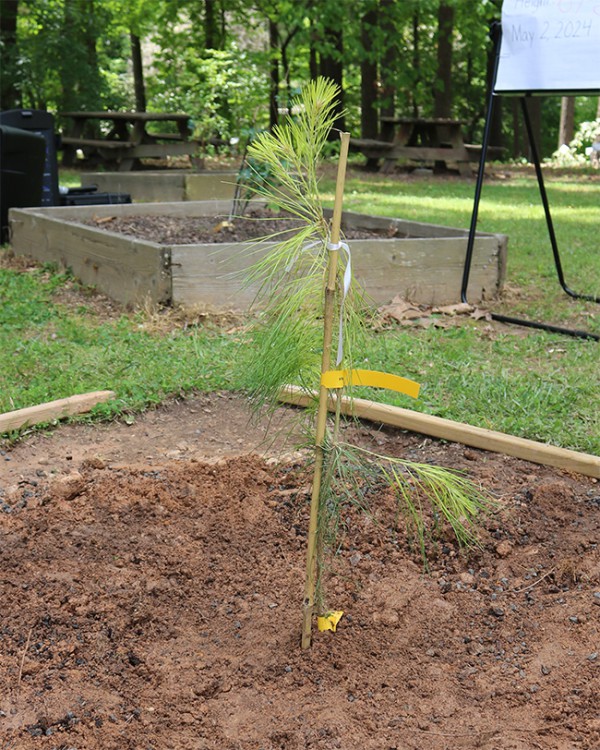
<box><xmin>495</xmin><ymin>0</ymin><xmax>600</xmax><ymax>94</ymax></box>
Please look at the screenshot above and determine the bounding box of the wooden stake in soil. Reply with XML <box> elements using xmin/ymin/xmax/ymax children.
<box><xmin>280</xmin><ymin>386</ymin><xmax>600</xmax><ymax>480</ymax></box>
<box><xmin>302</xmin><ymin>131</ymin><xmax>351</xmax><ymax>650</ymax></box>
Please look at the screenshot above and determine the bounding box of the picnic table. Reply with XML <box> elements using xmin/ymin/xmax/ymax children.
<box><xmin>350</xmin><ymin>117</ymin><xmax>473</xmax><ymax>176</ymax></box>
<box><xmin>59</xmin><ymin>111</ymin><xmax>197</xmax><ymax>171</ymax></box>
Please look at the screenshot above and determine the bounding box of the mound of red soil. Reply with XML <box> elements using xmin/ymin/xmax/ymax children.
<box><xmin>1</xmin><ymin>395</ymin><xmax>598</xmax><ymax>749</ymax></box>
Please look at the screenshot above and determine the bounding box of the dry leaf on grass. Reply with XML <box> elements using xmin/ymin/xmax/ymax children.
<box><xmin>378</xmin><ymin>297</ymin><xmax>491</xmax><ymax>328</ymax></box>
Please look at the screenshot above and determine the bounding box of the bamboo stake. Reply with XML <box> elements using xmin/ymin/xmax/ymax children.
<box><xmin>302</xmin><ymin>131</ymin><xmax>351</xmax><ymax>649</ymax></box>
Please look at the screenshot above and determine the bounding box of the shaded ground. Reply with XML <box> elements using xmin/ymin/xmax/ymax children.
<box><xmin>1</xmin><ymin>393</ymin><xmax>599</xmax><ymax>749</ymax></box>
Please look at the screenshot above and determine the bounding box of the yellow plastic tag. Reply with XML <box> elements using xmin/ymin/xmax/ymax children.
<box><xmin>317</xmin><ymin>610</ymin><xmax>344</xmax><ymax>632</ymax></box>
<box><xmin>321</xmin><ymin>368</ymin><xmax>420</xmax><ymax>399</ymax></box>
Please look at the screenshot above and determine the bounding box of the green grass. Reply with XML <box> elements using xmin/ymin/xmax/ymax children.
<box><xmin>0</xmin><ymin>265</ymin><xmax>237</xmax><ymax>426</ymax></box>
<box><xmin>323</xmin><ymin>171</ymin><xmax>600</xmax><ymax>330</ymax></box>
<box><xmin>360</xmin><ymin>326</ymin><xmax>598</xmax><ymax>455</ymax></box>
<box><xmin>1</xmin><ymin>168</ymin><xmax>598</xmax><ymax>455</ymax></box>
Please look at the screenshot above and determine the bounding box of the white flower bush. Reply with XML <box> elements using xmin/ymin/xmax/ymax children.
<box><xmin>549</xmin><ymin>119</ymin><xmax>600</xmax><ymax>167</ymax></box>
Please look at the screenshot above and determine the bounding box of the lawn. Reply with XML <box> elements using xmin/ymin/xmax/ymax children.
<box><xmin>1</xmin><ymin>166</ymin><xmax>598</xmax><ymax>455</ymax></box>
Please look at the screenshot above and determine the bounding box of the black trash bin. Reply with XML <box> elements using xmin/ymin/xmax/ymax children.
<box><xmin>0</xmin><ymin>124</ymin><xmax>46</xmax><ymax>242</ymax></box>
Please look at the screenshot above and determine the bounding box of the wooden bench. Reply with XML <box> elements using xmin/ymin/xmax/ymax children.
<box><xmin>61</xmin><ymin>137</ymin><xmax>135</xmax><ymax>149</ymax></box>
<box><xmin>464</xmin><ymin>144</ymin><xmax>506</xmax><ymax>162</ymax></box>
<box><xmin>145</xmin><ymin>132</ymin><xmax>186</xmax><ymax>141</ymax></box>
<box><xmin>59</xmin><ymin>111</ymin><xmax>196</xmax><ymax>171</ymax></box>
<box><xmin>349</xmin><ymin>138</ymin><xmax>395</xmax><ymax>158</ymax></box>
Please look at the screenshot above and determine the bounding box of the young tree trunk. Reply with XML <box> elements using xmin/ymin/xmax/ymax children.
<box><xmin>558</xmin><ymin>96</ymin><xmax>575</xmax><ymax>147</ymax></box>
<box><xmin>511</xmin><ymin>99</ymin><xmax>523</xmax><ymax>158</ymax></box>
<box><xmin>130</xmin><ymin>33</ymin><xmax>147</xmax><ymax>112</ymax></box>
<box><xmin>0</xmin><ymin>0</ymin><xmax>20</xmax><ymax>110</ymax></box>
<box><xmin>360</xmin><ymin>3</ymin><xmax>378</xmax><ymax>139</ymax></box>
<box><xmin>433</xmin><ymin>3</ymin><xmax>454</xmax><ymax>119</ymax></box>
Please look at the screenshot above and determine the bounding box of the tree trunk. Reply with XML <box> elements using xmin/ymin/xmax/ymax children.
<box><xmin>486</xmin><ymin>26</ymin><xmax>503</xmax><ymax>151</ymax></box>
<box><xmin>61</xmin><ymin>0</ymin><xmax>102</xmax><ymax>113</ymax></box>
<box><xmin>0</xmin><ymin>0</ymin><xmax>20</xmax><ymax>109</ymax></box>
<box><xmin>280</xmin><ymin>27</ymin><xmax>300</xmax><ymax>111</ymax></box>
<box><xmin>130</xmin><ymin>33</ymin><xmax>146</xmax><ymax>112</ymax></box>
<box><xmin>526</xmin><ymin>97</ymin><xmax>542</xmax><ymax>162</ymax></box>
<box><xmin>307</xmin><ymin>1</ymin><xmax>318</xmax><ymax>80</ymax></box>
<box><xmin>379</xmin><ymin>0</ymin><xmax>397</xmax><ymax>131</ymax></box>
<box><xmin>360</xmin><ymin>4</ymin><xmax>378</xmax><ymax>140</ymax></box>
<box><xmin>511</xmin><ymin>99</ymin><xmax>523</xmax><ymax>158</ymax></box>
<box><xmin>319</xmin><ymin>26</ymin><xmax>345</xmax><ymax>134</ymax></box>
<box><xmin>410</xmin><ymin>9</ymin><xmax>420</xmax><ymax>117</ymax></box>
<box><xmin>558</xmin><ymin>96</ymin><xmax>575</xmax><ymax>147</ymax></box>
<box><xmin>205</xmin><ymin>0</ymin><xmax>218</xmax><ymax>49</ymax></box>
<box><xmin>434</xmin><ymin>3</ymin><xmax>454</xmax><ymax>119</ymax></box>
<box><xmin>269</xmin><ymin>19</ymin><xmax>279</xmax><ymax>130</ymax></box>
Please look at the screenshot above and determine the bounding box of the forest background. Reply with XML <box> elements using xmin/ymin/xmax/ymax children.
<box><xmin>1</xmin><ymin>0</ymin><xmax>600</xmax><ymax>160</ymax></box>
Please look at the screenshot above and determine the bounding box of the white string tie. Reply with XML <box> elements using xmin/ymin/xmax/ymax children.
<box><xmin>327</xmin><ymin>240</ymin><xmax>352</xmax><ymax>365</ymax></box>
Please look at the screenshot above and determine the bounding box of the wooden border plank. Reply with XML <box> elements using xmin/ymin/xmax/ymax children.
<box><xmin>0</xmin><ymin>391</ymin><xmax>115</xmax><ymax>434</ymax></box>
<box><xmin>278</xmin><ymin>385</ymin><xmax>600</xmax><ymax>479</ymax></box>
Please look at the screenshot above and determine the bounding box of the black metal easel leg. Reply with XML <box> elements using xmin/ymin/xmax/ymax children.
<box><xmin>461</xmin><ymin>23</ymin><xmax>599</xmax><ymax>341</ymax></box>
<box><xmin>520</xmin><ymin>97</ymin><xmax>600</xmax><ymax>304</ymax></box>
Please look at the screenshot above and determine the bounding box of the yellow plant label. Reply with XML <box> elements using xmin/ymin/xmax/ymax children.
<box><xmin>321</xmin><ymin>369</ymin><xmax>420</xmax><ymax>399</ymax></box>
<box><xmin>317</xmin><ymin>610</ymin><xmax>344</xmax><ymax>632</ymax></box>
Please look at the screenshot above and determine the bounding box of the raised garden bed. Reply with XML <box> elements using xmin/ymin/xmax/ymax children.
<box><xmin>79</xmin><ymin>170</ymin><xmax>238</xmax><ymax>203</ymax></box>
<box><xmin>9</xmin><ymin>200</ymin><xmax>507</xmax><ymax>308</ymax></box>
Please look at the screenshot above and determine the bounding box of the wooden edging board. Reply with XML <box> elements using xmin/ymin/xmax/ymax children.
<box><xmin>278</xmin><ymin>385</ymin><xmax>600</xmax><ymax>479</ymax></box>
<box><xmin>9</xmin><ymin>202</ymin><xmax>506</xmax><ymax>309</ymax></box>
<box><xmin>0</xmin><ymin>391</ymin><xmax>115</xmax><ymax>434</ymax></box>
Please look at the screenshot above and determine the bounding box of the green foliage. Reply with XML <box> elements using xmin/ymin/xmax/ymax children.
<box><xmin>15</xmin><ymin>0</ymin><xmax>133</xmax><ymax>113</ymax></box>
<box><xmin>6</xmin><ymin>0</ymin><xmax>593</xmax><ymax>160</ymax></box>
<box><xmin>147</xmin><ymin>42</ymin><xmax>270</xmax><ymax>143</ymax></box>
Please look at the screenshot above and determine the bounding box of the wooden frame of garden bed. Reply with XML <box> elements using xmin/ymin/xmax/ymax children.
<box><xmin>9</xmin><ymin>201</ymin><xmax>507</xmax><ymax>309</ymax></box>
<box><xmin>79</xmin><ymin>171</ymin><xmax>238</xmax><ymax>203</ymax></box>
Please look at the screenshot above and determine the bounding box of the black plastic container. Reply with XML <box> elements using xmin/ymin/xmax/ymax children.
<box><xmin>0</xmin><ymin>109</ymin><xmax>60</xmax><ymax>208</ymax></box>
<box><xmin>59</xmin><ymin>187</ymin><xmax>131</xmax><ymax>207</ymax></box>
<box><xmin>0</xmin><ymin>109</ymin><xmax>131</xmax><ymax>223</ymax></box>
<box><xmin>0</xmin><ymin>124</ymin><xmax>46</xmax><ymax>241</ymax></box>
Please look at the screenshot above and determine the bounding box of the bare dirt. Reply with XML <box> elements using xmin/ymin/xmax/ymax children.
<box><xmin>1</xmin><ymin>392</ymin><xmax>599</xmax><ymax>750</ymax></box>
<box><xmin>78</xmin><ymin>208</ymin><xmax>400</xmax><ymax>246</ymax></box>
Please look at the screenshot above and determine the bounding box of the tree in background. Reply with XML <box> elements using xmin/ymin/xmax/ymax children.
<box><xmin>0</xmin><ymin>0</ymin><xmax>20</xmax><ymax>110</ymax></box>
<box><xmin>4</xmin><ymin>0</ymin><xmax>596</xmax><ymax>160</ymax></box>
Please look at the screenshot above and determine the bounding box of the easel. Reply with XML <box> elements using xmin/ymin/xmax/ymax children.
<box><xmin>461</xmin><ymin>21</ymin><xmax>600</xmax><ymax>342</ymax></box>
